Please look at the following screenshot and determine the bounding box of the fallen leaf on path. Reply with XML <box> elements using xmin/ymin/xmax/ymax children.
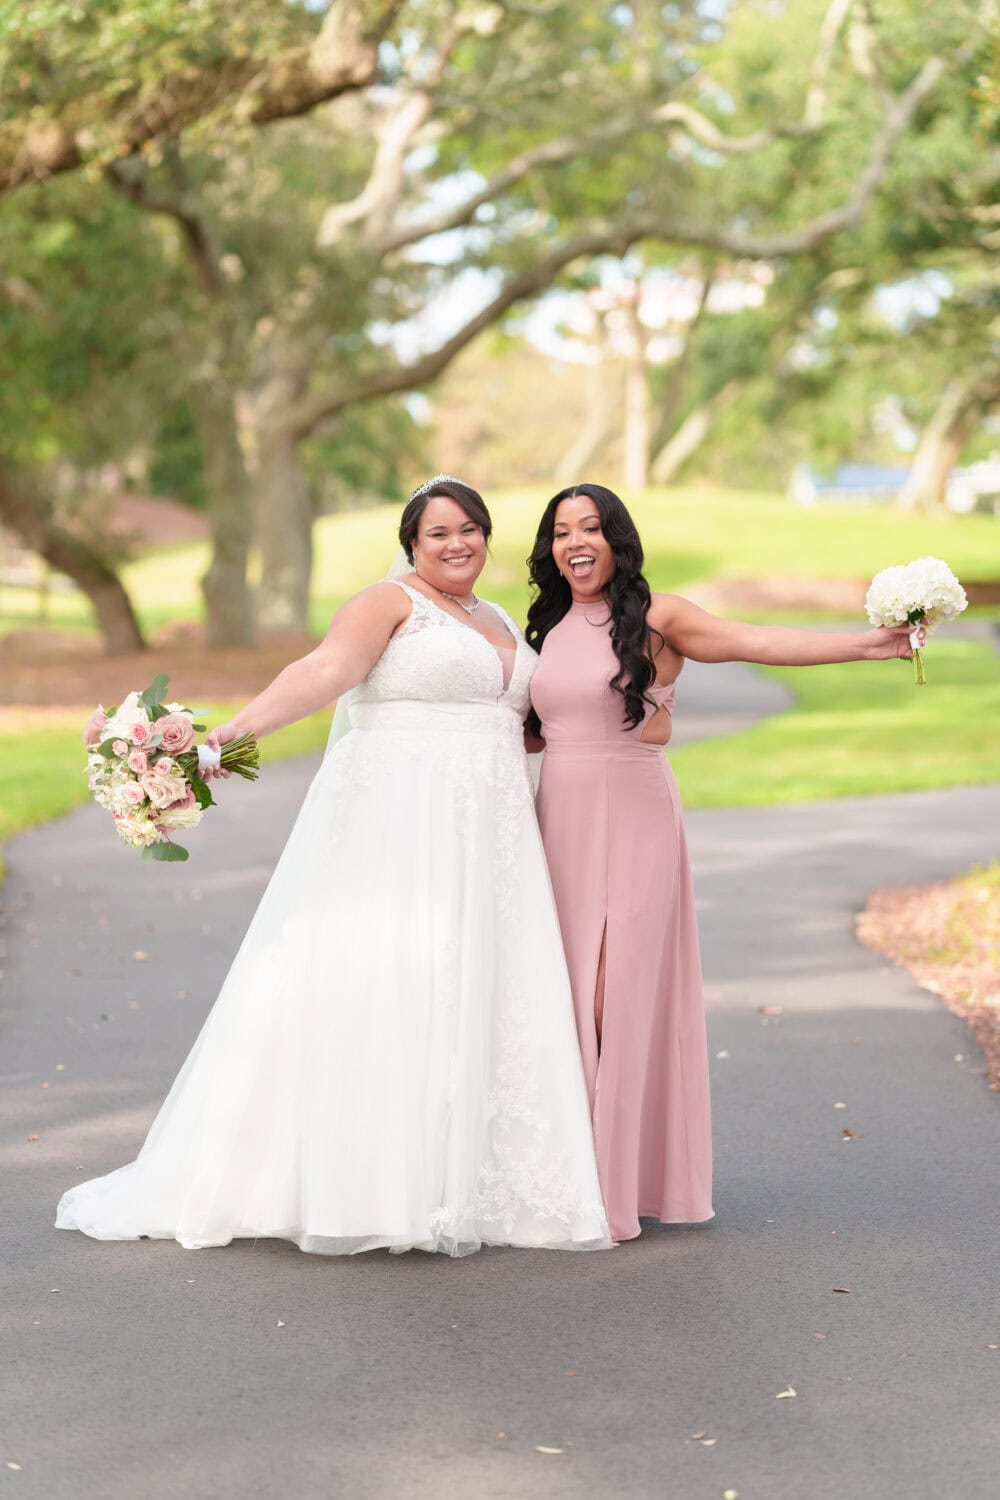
<box><xmin>724</xmin><ymin>1491</ymin><xmax>739</xmax><ymax>1500</ymax></box>
<box><xmin>132</xmin><ymin>950</ymin><xmax>149</xmax><ymax>962</ymax></box>
<box><xmin>55</xmin><ymin>1064</ymin><xmax>64</xmax><ymax>1071</ymax></box>
<box><xmin>6</xmin><ymin>1462</ymin><xmax>22</xmax><ymax>1471</ymax></box>
<box><xmin>758</xmin><ymin>1005</ymin><xmax>782</xmax><ymax>1016</ymax></box>
<box><xmin>987</xmin><ymin>1344</ymin><xmax>998</xmax><ymax>1351</ymax></box>
<box><xmin>276</xmin><ymin>1321</ymin><xmax>285</xmax><ymax>1328</ymax></box>
<box><xmin>716</xmin><ymin>1050</ymin><xmax>729</xmax><ymax>1060</ymax></box>
<box><xmin>841</xmin><ymin>1128</ymin><xmax>861</xmax><ymax>1140</ymax></box>
<box><xmin>834</xmin><ymin>1101</ymin><xmax>846</xmax><ymax>1109</ymax></box>
<box><xmin>26</xmin><ymin>1134</ymin><xmax>38</xmax><ymax>1142</ymax></box>
<box><xmin>496</xmin><ymin>1432</ymin><xmax>506</xmax><ymax>1439</ymax></box>
<box><xmin>813</xmin><ymin>1333</ymin><xmax>827</xmax><ymax>1340</ymax></box>
<box><xmin>833</xmin><ymin>1287</ymin><xmax>852</xmax><ymax>1294</ymax></box>
<box><xmin>690</xmin><ymin>1433</ymin><xmax>706</xmax><ymax>1441</ymax></box>
<box><xmin>535</xmin><ymin>1446</ymin><xmax>564</xmax><ymax>1455</ymax></box>
<box><xmin>564</xmin><ymin>1370</ymin><xmax>577</xmax><ymax>1376</ymax></box>
<box><xmin>776</xmin><ymin>1386</ymin><xmax>797</xmax><ymax>1400</ymax></box>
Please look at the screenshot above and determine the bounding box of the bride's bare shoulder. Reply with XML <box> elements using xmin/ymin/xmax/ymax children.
<box><xmin>322</xmin><ymin>580</ymin><xmax>412</xmax><ymax>641</ymax></box>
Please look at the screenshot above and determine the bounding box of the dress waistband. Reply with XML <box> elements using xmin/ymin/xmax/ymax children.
<box><xmin>349</xmin><ymin>699</ymin><xmax>523</xmax><ymax>736</ymax></box>
<box><xmin>542</xmin><ymin>738</ymin><xmax>667</xmax><ymax>763</ymax></box>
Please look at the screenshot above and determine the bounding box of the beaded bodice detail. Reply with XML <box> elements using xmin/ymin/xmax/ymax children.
<box><xmin>354</xmin><ymin>580</ymin><xmax>535</xmax><ymax>718</ymax></box>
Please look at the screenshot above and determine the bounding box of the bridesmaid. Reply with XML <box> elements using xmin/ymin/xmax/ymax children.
<box><xmin>526</xmin><ymin>482</ymin><xmax>924</xmax><ymax>1243</ymax></box>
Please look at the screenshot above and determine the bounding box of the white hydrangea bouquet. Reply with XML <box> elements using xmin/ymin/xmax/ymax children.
<box><xmin>84</xmin><ymin>674</ymin><xmax>259</xmax><ymax>861</ymax></box>
<box><xmin>865</xmin><ymin>557</ymin><xmax>968</xmax><ymax>685</ymax></box>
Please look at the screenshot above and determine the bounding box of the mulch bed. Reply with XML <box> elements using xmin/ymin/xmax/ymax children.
<box><xmin>857</xmin><ymin>873</ymin><xmax>1000</xmax><ymax>1089</ymax></box>
<box><xmin>0</xmin><ymin>628</ymin><xmax>319</xmax><ymax>708</ymax></box>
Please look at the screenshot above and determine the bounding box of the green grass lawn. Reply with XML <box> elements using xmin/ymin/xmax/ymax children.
<box><xmin>2</xmin><ymin>485</ymin><xmax>997</xmax><ymax>875</ymax></box>
<box><xmin>0</xmin><ymin>706</ymin><xmax>333</xmax><ymax>880</ymax></box>
<box><xmin>3</xmin><ymin>638</ymin><xmax>998</xmax><ymax>880</ymax></box>
<box><xmin>669</xmin><ymin>640</ymin><xmax>1000</xmax><ymax>805</ymax></box>
<box><xmin>3</xmin><ymin>485</ymin><xmax>999</xmax><ymax>639</ymax></box>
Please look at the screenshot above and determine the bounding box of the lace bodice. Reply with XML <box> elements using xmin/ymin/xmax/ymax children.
<box><xmin>354</xmin><ymin>580</ymin><xmax>536</xmax><ymax>718</ymax></box>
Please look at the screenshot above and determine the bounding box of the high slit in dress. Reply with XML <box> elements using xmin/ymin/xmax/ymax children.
<box><xmin>531</xmin><ymin>599</ymin><xmax>713</xmax><ymax>1242</ymax></box>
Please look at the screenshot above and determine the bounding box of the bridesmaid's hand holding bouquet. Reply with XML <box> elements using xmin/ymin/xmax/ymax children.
<box><xmin>865</xmin><ymin>558</ymin><xmax>968</xmax><ymax>684</ymax></box>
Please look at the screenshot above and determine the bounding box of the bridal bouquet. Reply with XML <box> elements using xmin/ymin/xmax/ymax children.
<box><xmin>84</xmin><ymin>674</ymin><xmax>259</xmax><ymax>861</ymax></box>
<box><xmin>865</xmin><ymin>557</ymin><xmax>968</xmax><ymax>685</ymax></box>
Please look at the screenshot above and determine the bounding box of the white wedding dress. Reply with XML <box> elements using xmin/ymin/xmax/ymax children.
<box><xmin>56</xmin><ymin>580</ymin><xmax>611</xmax><ymax>1256</ymax></box>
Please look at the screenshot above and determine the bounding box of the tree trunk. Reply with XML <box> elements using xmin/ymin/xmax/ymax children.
<box><xmin>0</xmin><ymin>463</ymin><xmax>146</xmax><ymax>654</ymax></box>
<box><xmin>648</xmin><ymin>263</ymin><xmax>716</xmax><ymax>460</ymax></box>
<box><xmin>622</xmin><ymin>293</ymin><xmax>651</xmax><ymax>491</ymax></box>
<box><xmin>553</xmin><ymin>318</ymin><xmax>614</xmax><ymax>487</ymax></box>
<box><xmin>898</xmin><ymin>364</ymin><xmax>1000</xmax><ymax>511</ymax></box>
<box><xmin>650</xmin><ymin>380</ymin><xmax>741</xmax><ymax>484</ymax></box>
<box><xmin>194</xmin><ymin>386</ymin><xmax>256</xmax><ymax>647</ymax></box>
<box><xmin>253</xmin><ymin>425</ymin><xmax>315</xmax><ymax>633</ymax></box>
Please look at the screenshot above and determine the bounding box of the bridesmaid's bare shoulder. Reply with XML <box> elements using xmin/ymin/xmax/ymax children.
<box><xmin>647</xmin><ymin>592</ymin><xmax>691</xmax><ymax>632</ymax></box>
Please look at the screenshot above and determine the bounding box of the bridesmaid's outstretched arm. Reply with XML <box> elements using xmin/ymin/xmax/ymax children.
<box><xmin>649</xmin><ymin>593</ymin><xmax>925</xmax><ymax>667</ymax></box>
<box><xmin>206</xmin><ymin>583</ymin><xmax>410</xmax><ymax>752</ymax></box>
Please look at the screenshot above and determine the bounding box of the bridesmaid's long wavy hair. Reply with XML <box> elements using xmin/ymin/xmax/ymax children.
<box><xmin>526</xmin><ymin>483</ymin><xmax>660</xmax><ymax>732</ymax></box>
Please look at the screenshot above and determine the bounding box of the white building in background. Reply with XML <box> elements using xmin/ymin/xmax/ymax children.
<box><xmin>789</xmin><ymin>457</ymin><xmax>1000</xmax><ymax>514</ymax></box>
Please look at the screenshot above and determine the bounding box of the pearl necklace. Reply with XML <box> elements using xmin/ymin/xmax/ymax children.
<box><xmin>412</xmin><ymin>567</ymin><xmax>481</xmax><ymax>613</ymax></box>
<box><xmin>438</xmin><ymin>589</ymin><xmax>480</xmax><ymax>614</ymax></box>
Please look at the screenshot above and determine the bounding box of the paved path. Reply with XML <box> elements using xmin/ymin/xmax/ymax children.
<box><xmin>2</xmin><ymin>663</ymin><xmax>997</xmax><ymax>1500</ymax></box>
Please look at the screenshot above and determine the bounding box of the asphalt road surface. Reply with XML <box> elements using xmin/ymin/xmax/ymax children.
<box><xmin>2</xmin><ymin>662</ymin><xmax>997</xmax><ymax>1500</ymax></box>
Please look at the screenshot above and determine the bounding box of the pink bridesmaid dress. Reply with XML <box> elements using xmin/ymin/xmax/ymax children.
<box><xmin>531</xmin><ymin>600</ymin><xmax>713</xmax><ymax>1242</ymax></box>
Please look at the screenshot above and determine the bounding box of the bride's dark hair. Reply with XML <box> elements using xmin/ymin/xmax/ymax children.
<box><xmin>526</xmin><ymin>483</ymin><xmax>660</xmax><ymax>731</ymax></box>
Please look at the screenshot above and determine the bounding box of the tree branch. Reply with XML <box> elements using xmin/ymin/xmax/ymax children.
<box><xmin>0</xmin><ymin>0</ymin><xmax>404</xmax><ymax>195</ymax></box>
<box><xmin>106</xmin><ymin>153</ymin><xmax>222</xmax><ymax>297</ymax></box>
<box><xmin>372</xmin><ymin>0</ymin><xmax>872</xmax><ymax>258</ymax></box>
<box><xmin>317</xmin><ymin>15</ymin><xmax>465</xmax><ymax>249</ymax></box>
<box><xmin>289</xmin><ymin>43</ymin><xmax>947</xmax><ymax>441</ymax></box>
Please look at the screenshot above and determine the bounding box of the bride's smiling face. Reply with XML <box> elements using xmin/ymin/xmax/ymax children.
<box><xmin>412</xmin><ymin>496</ymin><xmax>488</xmax><ymax>595</ymax></box>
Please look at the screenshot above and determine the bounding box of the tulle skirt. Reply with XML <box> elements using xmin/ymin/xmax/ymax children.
<box><xmin>56</xmin><ymin>701</ymin><xmax>610</xmax><ymax>1256</ymax></box>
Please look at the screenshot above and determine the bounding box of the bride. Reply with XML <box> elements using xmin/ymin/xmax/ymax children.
<box><xmin>57</xmin><ymin>477</ymin><xmax>611</xmax><ymax>1257</ymax></box>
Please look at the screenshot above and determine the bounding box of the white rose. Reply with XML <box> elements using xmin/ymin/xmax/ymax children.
<box><xmin>104</xmin><ymin>691</ymin><xmax>152</xmax><ymax>742</ymax></box>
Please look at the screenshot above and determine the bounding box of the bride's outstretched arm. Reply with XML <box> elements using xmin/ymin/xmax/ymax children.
<box><xmin>650</xmin><ymin>593</ymin><xmax>926</xmax><ymax>666</ymax></box>
<box><xmin>205</xmin><ymin>584</ymin><xmax>409</xmax><ymax>750</ymax></box>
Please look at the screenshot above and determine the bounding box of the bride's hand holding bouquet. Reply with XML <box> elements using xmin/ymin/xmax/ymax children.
<box><xmin>84</xmin><ymin>675</ymin><xmax>259</xmax><ymax>861</ymax></box>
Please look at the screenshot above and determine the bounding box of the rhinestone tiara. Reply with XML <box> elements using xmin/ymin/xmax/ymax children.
<box><xmin>407</xmin><ymin>473</ymin><xmax>467</xmax><ymax>502</ymax></box>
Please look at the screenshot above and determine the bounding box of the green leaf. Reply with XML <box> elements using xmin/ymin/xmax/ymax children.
<box><xmin>149</xmin><ymin>704</ymin><xmax>168</xmax><ymax>721</ymax></box>
<box><xmin>95</xmin><ymin>739</ymin><xmax>118</xmax><ymax>757</ymax></box>
<box><xmin>142</xmin><ymin>840</ymin><xmax>189</xmax><ymax>862</ymax></box>
<box><xmin>192</xmin><ymin>723</ymin><xmax>206</xmax><ymax>732</ymax></box>
<box><xmin>140</xmin><ymin>673</ymin><xmax>169</xmax><ymax>711</ymax></box>
<box><xmin>189</xmin><ymin>774</ymin><xmax>215</xmax><ymax>810</ymax></box>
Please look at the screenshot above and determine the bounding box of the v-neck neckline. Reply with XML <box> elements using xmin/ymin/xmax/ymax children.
<box><xmin>398</xmin><ymin>579</ymin><xmax>524</xmax><ymax>696</ymax></box>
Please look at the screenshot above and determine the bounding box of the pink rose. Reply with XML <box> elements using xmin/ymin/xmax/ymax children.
<box><xmin>155</xmin><ymin>757</ymin><xmax>173</xmax><ymax>773</ymax></box>
<box><xmin>155</xmin><ymin>713</ymin><xmax>195</xmax><ymax>755</ymax></box>
<box><xmin>83</xmin><ymin>707</ymin><xmax>108</xmax><ymax>747</ymax></box>
<box><xmin>130</xmin><ymin>722</ymin><xmax>151</xmax><ymax>746</ymax></box>
<box><xmin>128</xmin><ymin>750</ymin><xmax>148</xmax><ymax>774</ymax></box>
<box><xmin>121</xmin><ymin>782</ymin><xmax>146</xmax><ymax>807</ymax></box>
<box><xmin>113</xmin><ymin>739</ymin><xmax>129</xmax><ymax>757</ymax></box>
<box><xmin>140</xmin><ymin>769</ymin><xmax>187</xmax><ymax>809</ymax></box>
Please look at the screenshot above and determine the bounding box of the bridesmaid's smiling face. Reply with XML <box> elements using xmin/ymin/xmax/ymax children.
<box><xmin>412</xmin><ymin>496</ymin><xmax>488</xmax><ymax>596</ymax></box>
<box><xmin>551</xmin><ymin>495</ymin><xmax>616</xmax><ymax>602</ymax></box>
